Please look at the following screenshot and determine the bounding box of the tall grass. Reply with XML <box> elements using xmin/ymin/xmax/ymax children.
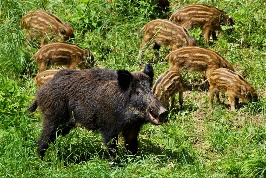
<box><xmin>0</xmin><ymin>0</ymin><xmax>265</xmax><ymax>177</ymax></box>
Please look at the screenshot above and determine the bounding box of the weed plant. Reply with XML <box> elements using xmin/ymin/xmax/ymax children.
<box><xmin>0</xmin><ymin>0</ymin><xmax>265</xmax><ymax>177</ymax></box>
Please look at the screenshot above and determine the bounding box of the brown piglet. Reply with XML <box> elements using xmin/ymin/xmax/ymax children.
<box><xmin>167</xmin><ymin>46</ymin><xmax>234</xmax><ymax>80</ymax></box>
<box><xmin>170</xmin><ymin>4</ymin><xmax>234</xmax><ymax>43</ymax></box>
<box><xmin>35</xmin><ymin>69</ymin><xmax>60</xmax><ymax>88</ymax></box>
<box><xmin>138</xmin><ymin>19</ymin><xmax>197</xmax><ymax>60</ymax></box>
<box><xmin>152</xmin><ymin>70</ymin><xmax>184</xmax><ymax>109</ymax></box>
<box><xmin>20</xmin><ymin>10</ymin><xmax>74</xmax><ymax>46</ymax></box>
<box><xmin>31</xmin><ymin>42</ymin><xmax>94</xmax><ymax>72</ymax></box>
<box><xmin>208</xmin><ymin>68</ymin><xmax>258</xmax><ymax>111</ymax></box>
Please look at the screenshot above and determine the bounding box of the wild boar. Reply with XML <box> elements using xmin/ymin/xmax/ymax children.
<box><xmin>31</xmin><ymin>42</ymin><xmax>94</xmax><ymax>72</ymax></box>
<box><xmin>152</xmin><ymin>70</ymin><xmax>184</xmax><ymax>109</ymax></box>
<box><xmin>170</xmin><ymin>4</ymin><xmax>234</xmax><ymax>43</ymax></box>
<box><xmin>138</xmin><ymin>19</ymin><xmax>197</xmax><ymax>60</ymax></box>
<box><xmin>28</xmin><ymin>64</ymin><xmax>168</xmax><ymax>159</ymax></box>
<box><xmin>35</xmin><ymin>69</ymin><xmax>60</xmax><ymax>88</ymax></box>
<box><xmin>167</xmin><ymin>46</ymin><xmax>234</xmax><ymax>79</ymax></box>
<box><xmin>20</xmin><ymin>10</ymin><xmax>74</xmax><ymax>47</ymax></box>
<box><xmin>208</xmin><ymin>68</ymin><xmax>258</xmax><ymax>111</ymax></box>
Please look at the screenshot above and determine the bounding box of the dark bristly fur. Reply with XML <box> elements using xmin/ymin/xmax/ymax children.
<box><xmin>20</xmin><ymin>10</ymin><xmax>74</xmax><ymax>46</ymax></box>
<box><xmin>170</xmin><ymin>4</ymin><xmax>234</xmax><ymax>43</ymax></box>
<box><xmin>29</xmin><ymin>64</ymin><xmax>167</xmax><ymax>160</ymax></box>
<box><xmin>31</xmin><ymin>42</ymin><xmax>94</xmax><ymax>72</ymax></box>
<box><xmin>208</xmin><ymin>68</ymin><xmax>258</xmax><ymax>111</ymax></box>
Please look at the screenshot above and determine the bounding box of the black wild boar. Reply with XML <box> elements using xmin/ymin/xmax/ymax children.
<box><xmin>29</xmin><ymin>64</ymin><xmax>168</xmax><ymax>159</ymax></box>
<box><xmin>31</xmin><ymin>42</ymin><xmax>94</xmax><ymax>72</ymax></box>
<box><xmin>208</xmin><ymin>68</ymin><xmax>258</xmax><ymax>111</ymax></box>
<box><xmin>170</xmin><ymin>4</ymin><xmax>234</xmax><ymax>43</ymax></box>
<box><xmin>20</xmin><ymin>10</ymin><xmax>74</xmax><ymax>47</ymax></box>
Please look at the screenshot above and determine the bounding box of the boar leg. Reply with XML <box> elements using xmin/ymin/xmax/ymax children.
<box><xmin>202</xmin><ymin>26</ymin><xmax>212</xmax><ymax>44</ymax></box>
<box><xmin>208</xmin><ymin>86</ymin><xmax>216</xmax><ymax>110</ymax></box>
<box><xmin>103</xmin><ymin>134</ymin><xmax>118</xmax><ymax>160</ymax></box>
<box><xmin>38</xmin><ymin>114</ymin><xmax>73</xmax><ymax>158</ymax></box>
<box><xmin>235</xmin><ymin>97</ymin><xmax>240</xmax><ymax>107</ymax></box>
<box><xmin>169</xmin><ymin>97</ymin><xmax>175</xmax><ymax>110</ymax></box>
<box><xmin>37</xmin><ymin>118</ymin><xmax>58</xmax><ymax>158</ymax></box>
<box><xmin>161</xmin><ymin>94</ymin><xmax>170</xmax><ymax>110</ymax></box>
<box><xmin>215</xmin><ymin>92</ymin><xmax>221</xmax><ymax>104</ymax></box>
<box><xmin>211</xmin><ymin>30</ymin><xmax>218</xmax><ymax>40</ymax></box>
<box><xmin>153</xmin><ymin>43</ymin><xmax>160</xmax><ymax>60</ymax></box>
<box><xmin>227</xmin><ymin>92</ymin><xmax>236</xmax><ymax>111</ymax></box>
<box><xmin>38</xmin><ymin>62</ymin><xmax>47</xmax><ymax>73</ymax></box>
<box><xmin>60</xmin><ymin>122</ymin><xmax>75</xmax><ymax>136</ymax></box>
<box><xmin>178</xmin><ymin>91</ymin><xmax>183</xmax><ymax>108</ymax></box>
<box><xmin>122</xmin><ymin>121</ymin><xmax>143</xmax><ymax>155</ymax></box>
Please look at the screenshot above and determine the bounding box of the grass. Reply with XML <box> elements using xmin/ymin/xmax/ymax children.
<box><xmin>0</xmin><ymin>0</ymin><xmax>265</xmax><ymax>177</ymax></box>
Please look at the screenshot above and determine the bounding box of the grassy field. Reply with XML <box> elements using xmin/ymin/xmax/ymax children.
<box><xmin>0</xmin><ymin>0</ymin><xmax>265</xmax><ymax>177</ymax></box>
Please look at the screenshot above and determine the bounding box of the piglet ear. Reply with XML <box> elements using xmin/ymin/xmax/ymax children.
<box><xmin>117</xmin><ymin>70</ymin><xmax>133</xmax><ymax>91</ymax></box>
<box><xmin>144</xmin><ymin>63</ymin><xmax>154</xmax><ymax>86</ymax></box>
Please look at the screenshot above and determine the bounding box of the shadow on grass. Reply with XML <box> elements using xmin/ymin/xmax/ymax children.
<box><xmin>169</xmin><ymin>102</ymin><xmax>199</xmax><ymax>115</ymax></box>
<box><xmin>52</xmin><ymin>138</ymin><xmax>108</xmax><ymax>164</ymax></box>
<box><xmin>210</xmin><ymin>100</ymin><xmax>263</xmax><ymax>114</ymax></box>
<box><xmin>104</xmin><ymin>138</ymin><xmax>196</xmax><ymax>167</ymax></box>
<box><xmin>138</xmin><ymin>138</ymin><xmax>196</xmax><ymax>164</ymax></box>
<box><xmin>45</xmin><ymin>133</ymin><xmax>196</xmax><ymax>167</ymax></box>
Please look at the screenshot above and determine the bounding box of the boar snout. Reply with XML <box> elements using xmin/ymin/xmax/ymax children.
<box><xmin>60</xmin><ymin>25</ymin><xmax>74</xmax><ymax>40</ymax></box>
<box><xmin>248</xmin><ymin>93</ymin><xmax>259</xmax><ymax>103</ymax></box>
<box><xmin>158</xmin><ymin>107</ymin><xmax>168</xmax><ymax>123</ymax></box>
<box><xmin>146</xmin><ymin>101</ymin><xmax>168</xmax><ymax>125</ymax></box>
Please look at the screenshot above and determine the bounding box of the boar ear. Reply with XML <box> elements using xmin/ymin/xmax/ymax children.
<box><xmin>144</xmin><ymin>63</ymin><xmax>154</xmax><ymax>84</ymax></box>
<box><xmin>84</xmin><ymin>48</ymin><xmax>90</xmax><ymax>55</ymax></box>
<box><xmin>117</xmin><ymin>70</ymin><xmax>133</xmax><ymax>91</ymax></box>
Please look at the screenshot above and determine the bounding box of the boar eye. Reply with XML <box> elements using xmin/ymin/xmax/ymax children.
<box><xmin>61</xmin><ymin>29</ymin><xmax>66</xmax><ymax>35</ymax></box>
<box><xmin>135</xmin><ymin>89</ymin><xmax>142</xmax><ymax>95</ymax></box>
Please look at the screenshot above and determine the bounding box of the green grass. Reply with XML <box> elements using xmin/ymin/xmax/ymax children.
<box><xmin>0</xmin><ymin>0</ymin><xmax>265</xmax><ymax>177</ymax></box>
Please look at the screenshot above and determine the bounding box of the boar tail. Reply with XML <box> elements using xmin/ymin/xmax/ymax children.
<box><xmin>29</xmin><ymin>54</ymin><xmax>36</xmax><ymax>60</ymax></box>
<box><xmin>164</xmin><ymin>53</ymin><xmax>171</xmax><ymax>61</ymax></box>
<box><xmin>139</xmin><ymin>23</ymin><xmax>147</xmax><ymax>35</ymax></box>
<box><xmin>139</xmin><ymin>26</ymin><xmax>145</xmax><ymax>34</ymax></box>
<box><xmin>28</xmin><ymin>99</ymin><xmax>38</xmax><ymax>112</ymax></box>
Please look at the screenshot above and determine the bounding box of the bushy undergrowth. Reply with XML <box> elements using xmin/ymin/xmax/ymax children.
<box><xmin>0</xmin><ymin>0</ymin><xmax>265</xmax><ymax>177</ymax></box>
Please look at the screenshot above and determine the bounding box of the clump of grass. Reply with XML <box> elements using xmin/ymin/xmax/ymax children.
<box><xmin>241</xmin><ymin>157</ymin><xmax>266</xmax><ymax>178</ymax></box>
